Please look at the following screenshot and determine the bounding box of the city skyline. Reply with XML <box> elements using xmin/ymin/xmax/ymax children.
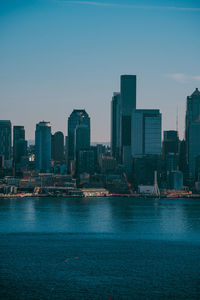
<box><xmin>1</xmin><ymin>81</ymin><xmax>200</xmax><ymax>145</ymax></box>
<box><xmin>1</xmin><ymin>2</ymin><xmax>200</xmax><ymax>299</ymax></box>
<box><xmin>1</xmin><ymin>0</ymin><xmax>200</xmax><ymax>141</ymax></box>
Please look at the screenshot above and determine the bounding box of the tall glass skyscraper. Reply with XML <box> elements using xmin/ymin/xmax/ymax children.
<box><xmin>75</xmin><ymin>124</ymin><xmax>90</xmax><ymax>154</ymax></box>
<box><xmin>0</xmin><ymin>120</ymin><xmax>11</xmax><ymax>160</ymax></box>
<box><xmin>13</xmin><ymin>126</ymin><xmax>27</xmax><ymax>164</ymax></box>
<box><xmin>67</xmin><ymin>109</ymin><xmax>90</xmax><ymax>165</ymax></box>
<box><xmin>35</xmin><ymin>121</ymin><xmax>51</xmax><ymax>173</ymax></box>
<box><xmin>185</xmin><ymin>88</ymin><xmax>200</xmax><ymax>179</ymax></box>
<box><xmin>111</xmin><ymin>92</ymin><xmax>120</xmax><ymax>160</ymax></box>
<box><xmin>120</xmin><ymin>75</ymin><xmax>136</xmax><ymax>171</ymax></box>
<box><xmin>185</xmin><ymin>88</ymin><xmax>200</xmax><ymax>140</ymax></box>
<box><xmin>188</xmin><ymin>121</ymin><xmax>200</xmax><ymax>178</ymax></box>
<box><xmin>51</xmin><ymin>131</ymin><xmax>64</xmax><ymax>163</ymax></box>
<box><xmin>131</xmin><ymin>109</ymin><xmax>162</xmax><ymax>157</ymax></box>
<box><xmin>120</xmin><ymin>75</ymin><xmax>136</xmax><ymax>147</ymax></box>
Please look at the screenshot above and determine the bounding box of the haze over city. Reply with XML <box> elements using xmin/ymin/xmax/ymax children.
<box><xmin>1</xmin><ymin>0</ymin><xmax>200</xmax><ymax>141</ymax></box>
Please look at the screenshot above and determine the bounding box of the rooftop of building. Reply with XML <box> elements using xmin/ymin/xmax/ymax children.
<box><xmin>188</xmin><ymin>88</ymin><xmax>200</xmax><ymax>99</ymax></box>
<box><xmin>192</xmin><ymin>88</ymin><xmax>200</xmax><ymax>96</ymax></box>
<box><xmin>69</xmin><ymin>109</ymin><xmax>89</xmax><ymax>118</ymax></box>
<box><xmin>36</xmin><ymin>121</ymin><xmax>51</xmax><ymax>127</ymax></box>
<box><xmin>0</xmin><ymin>120</ymin><xmax>11</xmax><ymax>124</ymax></box>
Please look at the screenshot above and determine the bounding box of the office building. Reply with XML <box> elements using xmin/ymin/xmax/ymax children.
<box><xmin>165</xmin><ymin>153</ymin><xmax>179</xmax><ymax>172</ymax></box>
<box><xmin>120</xmin><ymin>75</ymin><xmax>136</xmax><ymax>170</ymax></box>
<box><xmin>99</xmin><ymin>155</ymin><xmax>117</xmax><ymax>173</ymax></box>
<box><xmin>67</xmin><ymin>109</ymin><xmax>90</xmax><ymax>165</ymax></box>
<box><xmin>131</xmin><ymin>109</ymin><xmax>162</xmax><ymax>157</ymax></box>
<box><xmin>13</xmin><ymin>126</ymin><xmax>27</xmax><ymax>164</ymax></box>
<box><xmin>0</xmin><ymin>120</ymin><xmax>12</xmax><ymax>160</ymax></box>
<box><xmin>178</xmin><ymin>140</ymin><xmax>187</xmax><ymax>176</ymax></box>
<box><xmin>74</xmin><ymin>124</ymin><xmax>90</xmax><ymax>154</ymax></box>
<box><xmin>185</xmin><ymin>88</ymin><xmax>200</xmax><ymax>142</ymax></box>
<box><xmin>35</xmin><ymin>121</ymin><xmax>51</xmax><ymax>173</ymax></box>
<box><xmin>77</xmin><ymin>149</ymin><xmax>95</xmax><ymax>175</ymax></box>
<box><xmin>111</xmin><ymin>92</ymin><xmax>120</xmax><ymax>160</ymax></box>
<box><xmin>163</xmin><ymin>130</ymin><xmax>179</xmax><ymax>157</ymax></box>
<box><xmin>120</xmin><ymin>75</ymin><xmax>136</xmax><ymax>116</ymax></box>
<box><xmin>51</xmin><ymin>131</ymin><xmax>64</xmax><ymax>163</ymax></box>
<box><xmin>188</xmin><ymin>120</ymin><xmax>200</xmax><ymax>178</ymax></box>
<box><xmin>74</xmin><ymin>124</ymin><xmax>90</xmax><ymax>174</ymax></box>
<box><xmin>132</xmin><ymin>155</ymin><xmax>163</xmax><ymax>187</ymax></box>
<box><xmin>185</xmin><ymin>88</ymin><xmax>200</xmax><ymax>179</ymax></box>
<box><xmin>0</xmin><ymin>156</ymin><xmax>4</xmax><ymax>168</ymax></box>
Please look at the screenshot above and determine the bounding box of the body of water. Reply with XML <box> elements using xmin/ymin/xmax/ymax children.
<box><xmin>0</xmin><ymin>196</ymin><xmax>200</xmax><ymax>299</ymax></box>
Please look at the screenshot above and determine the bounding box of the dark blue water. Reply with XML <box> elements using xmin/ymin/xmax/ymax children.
<box><xmin>0</xmin><ymin>197</ymin><xmax>200</xmax><ymax>299</ymax></box>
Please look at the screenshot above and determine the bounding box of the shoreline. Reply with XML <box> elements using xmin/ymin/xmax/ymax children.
<box><xmin>0</xmin><ymin>193</ymin><xmax>200</xmax><ymax>199</ymax></box>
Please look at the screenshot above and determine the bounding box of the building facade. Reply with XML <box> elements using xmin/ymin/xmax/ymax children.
<box><xmin>51</xmin><ymin>131</ymin><xmax>64</xmax><ymax>163</ymax></box>
<box><xmin>120</xmin><ymin>75</ymin><xmax>137</xmax><ymax>171</ymax></box>
<box><xmin>77</xmin><ymin>150</ymin><xmax>95</xmax><ymax>175</ymax></box>
<box><xmin>185</xmin><ymin>88</ymin><xmax>200</xmax><ymax>179</ymax></box>
<box><xmin>35</xmin><ymin>121</ymin><xmax>51</xmax><ymax>173</ymax></box>
<box><xmin>162</xmin><ymin>130</ymin><xmax>179</xmax><ymax>158</ymax></box>
<box><xmin>188</xmin><ymin>120</ymin><xmax>200</xmax><ymax>178</ymax></box>
<box><xmin>131</xmin><ymin>109</ymin><xmax>162</xmax><ymax>158</ymax></box>
<box><xmin>0</xmin><ymin>120</ymin><xmax>12</xmax><ymax>161</ymax></box>
<box><xmin>111</xmin><ymin>92</ymin><xmax>121</xmax><ymax>160</ymax></box>
<box><xmin>67</xmin><ymin>109</ymin><xmax>90</xmax><ymax>165</ymax></box>
<box><xmin>13</xmin><ymin>126</ymin><xmax>27</xmax><ymax>164</ymax></box>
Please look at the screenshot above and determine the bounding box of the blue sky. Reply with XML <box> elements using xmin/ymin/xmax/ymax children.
<box><xmin>0</xmin><ymin>0</ymin><xmax>200</xmax><ymax>141</ymax></box>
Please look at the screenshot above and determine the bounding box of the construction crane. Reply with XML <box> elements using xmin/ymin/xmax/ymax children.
<box><xmin>123</xmin><ymin>172</ymin><xmax>134</xmax><ymax>195</ymax></box>
<box><xmin>152</xmin><ymin>171</ymin><xmax>160</xmax><ymax>198</ymax></box>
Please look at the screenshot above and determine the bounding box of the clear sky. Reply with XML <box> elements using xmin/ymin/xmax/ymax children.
<box><xmin>0</xmin><ymin>0</ymin><xmax>200</xmax><ymax>142</ymax></box>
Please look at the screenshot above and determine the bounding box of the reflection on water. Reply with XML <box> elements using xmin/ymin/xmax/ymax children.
<box><xmin>0</xmin><ymin>197</ymin><xmax>200</xmax><ymax>241</ymax></box>
<box><xmin>1</xmin><ymin>197</ymin><xmax>200</xmax><ymax>299</ymax></box>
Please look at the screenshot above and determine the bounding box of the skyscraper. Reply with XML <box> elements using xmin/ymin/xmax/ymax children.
<box><xmin>77</xmin><ymin>150</ymin><xmax>94</xmax><ymax>175</ymax></box>
<box><xmin>75</xmin><ymin>124</ymin><xmax>90</xmax><ymax>154</ymax></box>
<box><xmin>185</xmin><ymin>88</ymin><xmax>200</xmax><ymax>179</ymax></box>
<box><xmin>162</xmin><ymin>130</ymin><xmax>179</xmax><ymax>173</ymax></box>
<box><xmin>67</xmin><ymin>109</ymin><xmax>90</xmax><ymax>165</ymax></box>
<box><xmin>35</xmin><ymin>121</ymin><xmax>51</xmax><ymax>173</ymax></box>
<box><xmin>51</xmin><ymin>131</ymin><xmax>64</xmax><ymax>163</ymax></box>
<box><xmin>120</xmin><ymin>75</ymin><xmax>136</xmax><ymax>171</ymax></box>
<box><xmin>111</xmin><ymin>92</ymin><xmax>120</xmax><ymax>160</ymax></box>
<box><xmin>185</xmin><ymin>88</ymin><xmax>200</xmax><ymax>141</ymax></box>
<box><xmin>74</xmin><ymin>123</ymin><xmax>90</xmax><ymax>175</ymax></box>
<box><xmin>0</xmin><ymin>120</ymin><xmax>11</xmax><ymax>160</ymax></box>
<box><xmin>131</xmin><ymin>109</ymin><xmax>162</xmax><ymax>157</ymax></box>
<box><xmin>188</xmin><ymin>120</ymin><xmax>200</xmax><ymax>178</ymax></box>
<box><xmin>13</xmin><ymin>126</ymin><xmax>27</xmax><ymax>164</ymax></box>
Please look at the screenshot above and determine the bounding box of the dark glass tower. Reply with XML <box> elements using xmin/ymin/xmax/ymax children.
<box><xmin>67</xmin><ymin>109</ymin><xmax>90</xmax><ymax>165</ymax></box>
<box><xmin>75</xmin><ymin>124</ymin><xmax>90</xmax><ymax>154</ymax></box>
<box><xmin>35</xmin><ymin>121</ymin><xmax>51</xmax><ymax>173</ymax></box>
<box><xmin>185</xmin><ymin>88</ymin><xmax>200</xmax><ymax>178</ymax></box>
<box><xmin>162</xmin><ymin>130</ymin><xmax>179</xmax><ymax>158</ymax></box>
<box><xmin>120</xmin><ymin>75</ymin><xmax>136</xmax><ymax>170</ymax></box>
<box><xmin>51</xmin><ymin>131</ymin><xmax>64</xmax><ymax>163</ymax></box>
<box><xmin>111</xmin><ymin>92</ymin><xmax>120</xmax><ymax>160</ymax></box>
<box><xmin>13</xmin><ymin>126</ymin><xmax>27</xmax><ymax>164</ymax></box>
<box><xmin>0</xmin><ymin>120</ymin><xmax>12</xmax><ymax>160</ymax></box>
